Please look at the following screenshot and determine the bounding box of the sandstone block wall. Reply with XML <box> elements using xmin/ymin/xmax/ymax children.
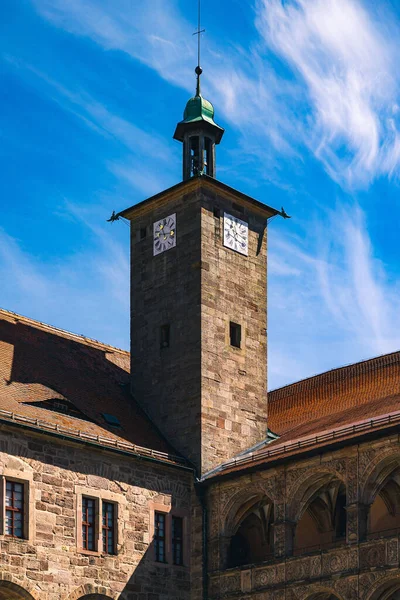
<box><xmin>200</xmin><ymin>186</ymin><xmax>268</xmax><ymax>474</ymax></box>
<box><xmin>0</xmin><ymin>425</ymin><xmax>196</xmax><ymax>600</ymax></box>
<box><xmin>130</xmin><ymin>186</ymin><xmax>202</xmax><ymax>472</ymax></box>
<box><xmin>129</xmin><ymin>179</ymin><xmax>269</xmax><ymax>476</ymax></box>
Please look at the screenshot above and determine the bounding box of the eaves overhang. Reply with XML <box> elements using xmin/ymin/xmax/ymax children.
<box><xmin>117</xmin><ymin>175</ymin><xmax>284</xmax><ymax>221</ymax></box>
<box><xmin>0</xmin><ymin>408</ymin><xmax>193</xmax><ymax>472</ymax></box>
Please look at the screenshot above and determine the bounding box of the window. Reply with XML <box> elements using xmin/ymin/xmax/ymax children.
<box><xmin>230</xmin><ymin>321</ymin><xmax>241</xmax><ymax>348</ymax></box>
<box><xmin>160</xmin><ymin>324</ymin><xmax>170</xmax><ymax>349</ymax></box>
<box><xmin>82</xmin><ymin>497</ymin><xmax>96</xmax><ymax>551</ymax></box>
<box><xmin>78</xmin><ymin>491</ymin><xmax>120</xmax><ymax>554</ymax></box>
<box><xmin>102</xmin><ymin>413</ymin><xmax>121</xmax><ymax>428</ymax></box>
<box><xmin>26</xmin><ymin>399</ymin><xmax>92</xmax><ymax>421</ymax></box>
<box><xmin>5</xmin><ymin>480</ymin><xmax>24</xmax><ymax>538</ymax></box>
<box><xmin>140</xmin><ymin>226</ymin><xmax>147</xmax><ymax>240</ymax></box>
<box><xmin>150</xmin><ymin>506</ymin><xmax>187</xmax><ymax>566</ymax></box>
<box><xmin>172</xmin><ymin>516</ymin><xmax>183</xmax><ymax>565</ymax></box>
<box><xmin>102</xmin><ymin>502</ymin><xmax>115</xmax><ymax>554</ymax></box>
<box><xmin>155</xmin><ymin>512</ymin><xmax>166</xmax><ymax>562</ymax></box>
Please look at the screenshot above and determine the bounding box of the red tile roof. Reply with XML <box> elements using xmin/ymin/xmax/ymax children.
<box><xmin>0</xmin><ymin>308</ymin><xmax>185</xmax><ymax>466</ymax></box>
<box><xmin>268</xmin><ymin>351</ymin><xmax>400</xmax><ymax>439</ymax></box>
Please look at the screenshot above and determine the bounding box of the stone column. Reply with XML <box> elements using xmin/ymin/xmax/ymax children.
<box><xmin>346</xmin><ymin>502</ymin><xmax>369</xmax><ymax>543</ymax></box>
<box><xmin>218</xmin><ymin>535</ymin><xmax>231</xmax><ymax>569</ymax></box>
<box><xmin>273</xmin><ymin>520</ymin><xmax>296</xmax><ymax>557</ymax></box>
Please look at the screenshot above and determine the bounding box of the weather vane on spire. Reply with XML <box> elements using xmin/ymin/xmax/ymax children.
<box><xmin>192</xmin><ymin>0</ymin><xmax>205</xmax><ymax>96</ymax></box>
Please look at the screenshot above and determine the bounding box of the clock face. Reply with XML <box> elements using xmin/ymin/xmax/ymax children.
<box><xmin>153</xmin><ymin>213</ymin><xmax>176</xmax><ymax>256</ymax></box>
<box><xmin>223</xmin><ymin>213</ymin><xmax>248</xmax><ymax>256</ymax></box>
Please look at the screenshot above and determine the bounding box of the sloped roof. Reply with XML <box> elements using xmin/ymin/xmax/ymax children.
<box><xmin>268</xmin><ymin>351</ymin><xmax>400</xmax><ymax>440</ymax></box>
<box><xmin>204</xmin><ymin>351</ymin><xmax>400</xmax><ymax>479</ymax></box>
<box><xmin>0</xmin><ymin>308</ymin><xmax>185</xmax><ymax>466</ymax></box>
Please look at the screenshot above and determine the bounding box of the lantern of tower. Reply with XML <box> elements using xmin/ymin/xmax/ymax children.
<box><xmin>174</xmin><ymin>66</ymin><xmax>224</xmax><ymax>180</ymax></box>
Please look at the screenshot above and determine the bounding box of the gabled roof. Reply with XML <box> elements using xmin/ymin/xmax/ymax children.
<box><xmin>0</xmin><ymin>308</ymin><xmax>187</xmax><ymax>467</ymax></box>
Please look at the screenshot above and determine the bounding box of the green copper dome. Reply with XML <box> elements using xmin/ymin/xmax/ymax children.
<box><xmin>183</xmin><ymin>94</ymin><xmax>215</xmax><ymax>125</ymax></box>
<box><xmin>173</xmin><ymin>66</ymin><xmax>224</xmax><ymax>144</ymax></box>
<box><xmin>173</xmin><ymin>92</ymin><xmax>224</xmax><ymax>143</ymax></box>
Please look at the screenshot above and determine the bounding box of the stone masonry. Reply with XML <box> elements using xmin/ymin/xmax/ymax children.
<box><xmin>206</xmin><ymin>431</ymin><xmax>400</xmax><ymax>600</ymax></box>
<box><xmin>125</xmin><ymin>177</ymin><xmax>275</xmax><ymax>476</ymax></box>
<box><xmin>0</xmin><ymin>424</ymin><xmax>196</xmax><ymax>600</ymax></box>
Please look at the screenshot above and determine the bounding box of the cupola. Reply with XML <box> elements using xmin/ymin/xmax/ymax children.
<box><xmin>174</xmin><ymin>65</ymin><xmax>224</xmax><ymax>180</ymax></box>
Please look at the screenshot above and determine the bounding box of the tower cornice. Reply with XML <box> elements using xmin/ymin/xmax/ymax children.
<box><xmin>118</xmin><ymin>175</ymin><xmax>282</xmax><ymax>221</ymax></box>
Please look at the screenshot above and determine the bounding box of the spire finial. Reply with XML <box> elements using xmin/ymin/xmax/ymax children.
<box><xmin>193</xmin><ymin>0</ymin><xmax>205</xmax><ymax>97</ymax></box>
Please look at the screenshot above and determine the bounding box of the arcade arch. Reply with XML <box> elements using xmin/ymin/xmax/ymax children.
<box><xmin>0</xmin><ymin>581</ymin><xmax>36</xmax><ymax>600</ymax></box>
<box><xmin>226</xmin><ymin>492</ymin><xmax>274</xmax><ymax>568</ymax></box>
<box><xmin>362</xmin><ymin>453</ymin><xmax>400</xmax><ymax>537</ymax></box>
<box><xmin>78</xmin><ymin>596</ymin><xmax>113</xmax><ymax>600</ymax></box>
<box><xmin>291</xmin><ymin>472</ymin><xmax>346</xmax><ymax>554</ymax></box>
<box><xmin>366</xmin><ymin>576</ymin><xmax>400</xmax><ymax>600</ymax></box>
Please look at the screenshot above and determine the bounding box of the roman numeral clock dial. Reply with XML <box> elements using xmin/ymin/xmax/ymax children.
<box><xmin>223</xmin><ymin>213</ymin><xmax>248</xmax><ymax>256</ymax></box>
<box><xmin>153</xmin><ymin>214</ymin><xmax>176</xmax><ymax>256</ymax></box>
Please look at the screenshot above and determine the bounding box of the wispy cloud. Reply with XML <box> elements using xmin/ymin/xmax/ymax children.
<box><xmin>268</xmin><ymin>204</ymin><xmax>400</xmax><ymax>387</ymax></box>
<box><xmin>32</xmin><ymin>0</ymin><xmax>400</xmax><ymax>188</ymax></box>
<box><xmin>256</xmin><ymin>0</ymin><xmax>400</xmax><ymax>187</ymax></box>
<box><xmin>30</xmin><ymin>0</ymin><xmax>301</xmax><ymax>185</ymax></box>
<box><xmin>0</xmin><ymin>210</ymin><xmax>130</xmax><ymax>349</ymax></box>
<box><xmin>3</xmin><ymin>54</ymin><xmax>176</xmax><ymax>196</ymax></box>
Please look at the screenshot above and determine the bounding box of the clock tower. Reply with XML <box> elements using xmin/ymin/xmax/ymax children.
<box><xmin>118</xmin><ymin>67</ymin><xmax>283</xmax><ymax>476</ymax></box>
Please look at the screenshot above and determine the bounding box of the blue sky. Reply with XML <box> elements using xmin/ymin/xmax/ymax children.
<box><xmin>1</xmin><ymin>0</ymin><xmax>400</xmax><ymax>389</ymax></box>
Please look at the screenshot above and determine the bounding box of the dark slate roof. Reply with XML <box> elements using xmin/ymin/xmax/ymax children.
<box><xmin>0</xmin><ymin>308</ymin><xmax>186</xmax><ymax>467</ymax></box>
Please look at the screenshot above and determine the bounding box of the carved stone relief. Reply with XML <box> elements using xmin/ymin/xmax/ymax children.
<box><xmin>360</xmin><ymin>541</ymin><xmax>386</xmax><ymax>569</ymax></box>
<box><xmin>220</xmin><ymin>573</ymin><xmax>240</xmax><ymax>595</ymax></box>
<box><xmin>387</xmin><ymin>538</ymin><xmax>399</xmax><ymax>566</ymax></box>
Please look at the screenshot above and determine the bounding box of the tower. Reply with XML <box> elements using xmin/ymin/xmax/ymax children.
<box><xmin>118</xmin><ymin>34</ymin><xmax>284</xmax><ymax>477</ymax></box>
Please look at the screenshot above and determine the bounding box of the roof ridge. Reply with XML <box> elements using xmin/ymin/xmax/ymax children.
<box><xmin>0</xmin><ymin>307</ymin><xmax>129</xmax><ymax>355</ymax></box>
<box><xmin>269</xmin><ymin>349</ymin><xmax>400</xmax><ymax>401</ymax></box>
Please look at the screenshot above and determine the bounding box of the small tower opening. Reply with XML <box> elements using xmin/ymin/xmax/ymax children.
<box><xmin>204</xmin><ymin>137</ymin><xmax>212</xmax><ymax>175</ymax></box>
<box><xmin>230</xmin><ymin>322</ymin><xmax>242</xmax><ymax>349</ymax></box>
<box><xmin>160</xmin><ymin>324</ymin><xmax>171</xmax><ymax>349</ymax></box>
<box><xmin>190</xmin><ymin>136</ymin><xmax>200</xmax><ymax>177</ymax></box>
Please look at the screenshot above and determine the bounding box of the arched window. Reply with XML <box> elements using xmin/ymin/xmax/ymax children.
<box><xmin>227</xmin><ymin>498</ymin><xmax>274</xmax><ymax>568</ymax></box>
<box><xmin>294</xmin><ymin>479</ymin><xmax>346</xmax><ymax>554</ymax></box>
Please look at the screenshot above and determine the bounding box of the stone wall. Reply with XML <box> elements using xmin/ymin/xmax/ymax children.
<box><xmin>129</xmin><ymin>184</ymin><xmax>203</xmax><ymax>472</ymax></box>
<box><xmin>0</xmin><ymin>424</ymin><xmax>197</xmax><ymax>600</ymax></box>
<box><xmin>199</xmin><ymin>185</ymin><xmax>268</xmax><ymax>474</ymax></box>
<box><xmin>206</xmin><ymin>432</ymin><xmax>400</xmax><ymax>599</ymax></box>
<box><xmin>128</xmin><ymin>178</ymin><xmax>270</xmax><ymax>476</ymax></box>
